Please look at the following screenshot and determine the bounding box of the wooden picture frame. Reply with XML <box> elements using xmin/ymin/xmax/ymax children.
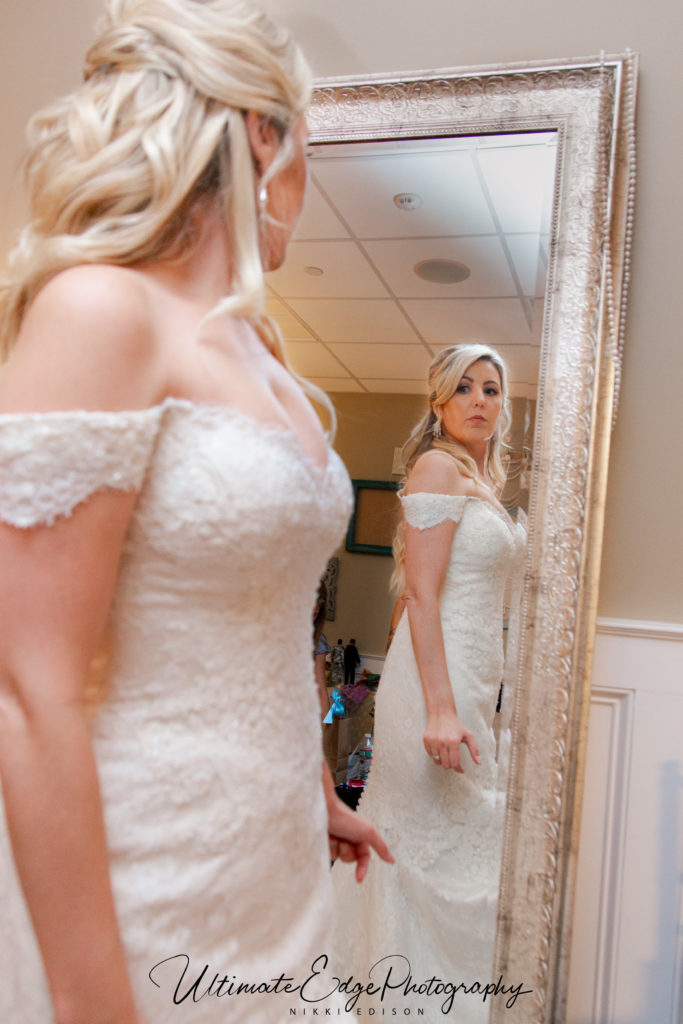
<box><xmin>345</xmin><ymin>480</ymin><xmax>400</xmax><ymax>555</ymax></box>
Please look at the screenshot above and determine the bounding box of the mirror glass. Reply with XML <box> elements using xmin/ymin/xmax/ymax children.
<box><xmin>266</xmin><ymin>129</ymin><xmax>558</xmax><ymax>994</ymax></box>
<box><xmin>267</xmin><ymin>130</ymin><xmax>556</xmax><ymax>649</ymax></box>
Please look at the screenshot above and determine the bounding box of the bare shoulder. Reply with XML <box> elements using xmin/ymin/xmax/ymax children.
<box><xmin>0</xmin><ymin>265</ymin><xmax>165</xmax><ymax>413</ymax></box>
<box><xmin>404</xmin><ymin>449</ymin><xmax>470</xmax><ymax>497</ymax></box>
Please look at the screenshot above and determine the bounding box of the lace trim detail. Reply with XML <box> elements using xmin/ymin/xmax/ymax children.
<box><xmin>0</xmin><ymin>407</ymin><xmax>163</xmax><ymax>527</ymax></box>
<box><xmin>401</xmin><ymin>491</ymin><xmax>523</xmax><ymax>537</ymax></box>
<box><xmin>400</xmin><ymin>491</ymin><xmax>470</xmax><ymax>530</ymax></box>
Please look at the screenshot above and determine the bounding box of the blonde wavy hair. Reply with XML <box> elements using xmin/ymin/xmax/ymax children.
<box><xmin>391</xmin><ymin>342</ymin><xmax>511</xmax><ymax>593</ymax></box>
<box><xmin>0</xmin><ymin>0</ymin><xmax>330</xmax><ymax>418</ymax></box>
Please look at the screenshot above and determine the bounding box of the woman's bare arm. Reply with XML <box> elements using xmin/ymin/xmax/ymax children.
<box><xmin>0</xmin><ymin>268</ymin><xmax>165</xmax><ymax>1024</ymax></box>
<box><xmin>0</xmin><ymin>497</ymin><xmax>144</xmax><ymax>1024</ymax></box>
<box><xmin>403</xmin><ymin>452</ymin><xmax>480</xmax><ymax>772</ymax></box>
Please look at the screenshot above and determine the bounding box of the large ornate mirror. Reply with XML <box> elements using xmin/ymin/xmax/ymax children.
<box><xmin>269</xmin><ymin>57</ymin><xmax>637</xmax><ymax>1023</ymax></box>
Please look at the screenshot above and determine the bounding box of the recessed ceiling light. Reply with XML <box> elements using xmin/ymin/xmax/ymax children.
<box><xmin>393</xmin><ymin>192</ymin><xmax>424</xmax><ymax>211</ymax></box>
<box><xmin>304</xmin><ymin>266</ymin><xmax>324</xmax><ymax>276</ymax></box>
<box><xmin>414</xmin><ymin>258</ymin><xmax>470</xmax><ymax>284</ymax></box>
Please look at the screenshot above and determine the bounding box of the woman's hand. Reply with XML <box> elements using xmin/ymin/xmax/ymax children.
<box><xmin>423</xmin><ymin>709</ymin><xmax>480</xmax><ymax>772</ymax></box>
<box><xmin>327</xmin><ymin>795</ymin><xmax>394</xmax><ymax>882</ymax></box>
<box><xmin>321</xmin><ymin>761</ymin><xmax>393</xmax><ymax>881</ymax></box>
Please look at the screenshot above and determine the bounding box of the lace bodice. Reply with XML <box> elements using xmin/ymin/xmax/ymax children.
<box><xmin>0</xmin><ymin>397</ymin><xmax>355</xmax><ymax>1022</ymax></box>
<box><xmin>380</xmin><ymin>491</ymin><xmax>525</xmax><ymax>831</ymax></box>
<box><xmin>402</xmin><ymin>491</ymin><xmax>522</xmax><ymax>667</ymax></box>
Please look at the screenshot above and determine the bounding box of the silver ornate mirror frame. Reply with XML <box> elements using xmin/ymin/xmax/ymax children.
<box><xmin>308</xmin><ymin>54</ymin><xmax>638</xmax><ymax>1024</ymax></box>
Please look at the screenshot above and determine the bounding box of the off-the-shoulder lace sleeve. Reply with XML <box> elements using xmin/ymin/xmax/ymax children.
<box><xmin>0</xmin><ymin>406</ymin><xmax>163</xmax><ymax>527</ymax></box>
<box><xmin>400</xmin><ymin>492</ymin><xmax>470</xmax><ymax>530</ymax></box>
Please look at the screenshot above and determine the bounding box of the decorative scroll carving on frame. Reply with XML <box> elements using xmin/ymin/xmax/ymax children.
<box><xmin>309</xmin><ymin>55</ymin><xmax>637</xmax><ymax>1024</ymax></box>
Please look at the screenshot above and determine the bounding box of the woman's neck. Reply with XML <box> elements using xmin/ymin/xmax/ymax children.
<box><xmin>463</xmin><ymin>440</ymin><xmax>488</xmax><ymax>481</ymax></box>
<box><xmin>141</xmin><ymin>199</ymin><xmax>234</xmax><ymax>303</ymax></box>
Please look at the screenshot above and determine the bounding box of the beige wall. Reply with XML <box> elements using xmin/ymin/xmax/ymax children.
<box><xmin>328</xmin><ymin>393</ymin><xmax>426</xmax><ymax>656</ymax></box>
<box><xmin>1</xmin><ymin>0</ymin><xmax>681</xmax><ymax>623</ymax></box>
<box><xmin>0</xmin><ymin>1</ymin><xmax>103</xmax><ymax>254</ymax></box>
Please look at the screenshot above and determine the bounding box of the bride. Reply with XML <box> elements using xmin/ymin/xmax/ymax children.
<box><xmin>332</xmin><ymin>343</ymin><xmax>527</xmax><ymax>1022</ymax></box>
<box><xmin>0</xmin><ymin>2</ymin><xmax>390</xmax><ymax>1022</ymax></box>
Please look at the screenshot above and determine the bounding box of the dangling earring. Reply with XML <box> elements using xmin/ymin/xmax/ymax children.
<box><xmin>432</xmin><ymin>416</ymin><xmax>442</xmax><ymax>438</ymax></box>
<box><xmin>258</xmin><ymin>183</ymin><xmax>268</xmax><ymax>219</ymax></box>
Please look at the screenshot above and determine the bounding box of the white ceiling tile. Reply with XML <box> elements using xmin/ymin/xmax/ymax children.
<box><xmin>530</xmin><ymin>297</ymin><xmax>546</xmax><ymax>346</ymax></box>
<box><xmin>266</xmin><ymin>240</ymin><xmax>389</xmax><ymax>298</ymax></box>
<box><xmin>327</xmin><ymin>343</ymin><xmax>432</xmax><ymax>379</ymax></box>
<box><xmin>313</xmin><ymin>138</ymin><xmax>475</xmax><ymax>159</ymax></box>
<box><xmin>360</xmin><ymin>379</ymin><xmax>429</xmax><ymax>395</ymax></box>
<box><xmin>273</xmin><ymin>316</ymin><xmax>315</xmax><ymax>341</ymax></box>
<box><xmin>311</xmin><ymin>149</ymin><xmax>496</xmax><ymax>239</ymax></box>
<box><xmin>539</xmin><ymin>149</ymin><xmax>558</xmax><ymax>235</ymax></box>
<box><xmin>312</xmin><ymin>378</ymin><xmax>365</xmax><ymax>393</ymax></box>
<box><xmin>476</xmin><ymin>142</ymin><xmax>558</xmax><ymax>235</ymax></box>
<box><xmin>473</xmin><ymin>132</ymin><xmax>556</xmax><ymax>150</ymax></box>
<box><xmin>265</xmin><ymin>294</ymin><xmax>289</xmax><ymax>315</ymax></box>
<box><xmin>265</xmin><ymin>294</ymin><xmax>316</xmax><ymax>339</ymax></box>
<box><xmin>293</xmin><ymin>177</ymin><xmax>351</xmax><ymax>239</ymax></box>
<box><xmin>364</xmin><ymin>236</ymin><xmax>516</xmax><ymax>298</ymax></box>
<box><xmin>538</xmin><ymin>235</ymin><xmax>552</xmax><ymax>293</ymax></box>
<box><xmin>537</xmin><ymin>240</ymin><xmax>550</xmax><ymax>297</ymax></box>
<box><xmin>505</xmin><ymin>234</ymin><xmax>546</xmax><ymax>297</ymax></box>
<box><xmin>286</xmin><ymin>298</ymin><xmax>421</xmax><ymax>344</ymax></box>
<box><xmin>404</xmin><ymin>297</ymin><xmax>532</xmax><ymax>348</ymax></box>
<box><xmin>283</xmin><ymin>341</ymin><xmax>350</xmax><ymax>378</ymax></box>
<box><xmin>265</xmin><ymin>136</ymin><xmax>556</xmax><ymax>400</ymax></box>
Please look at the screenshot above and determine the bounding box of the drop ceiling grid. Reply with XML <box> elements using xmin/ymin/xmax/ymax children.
<box><xmin>269</xmin><ymin>136</ymin><xmax>555</xmax><ymax>395</ymax></box>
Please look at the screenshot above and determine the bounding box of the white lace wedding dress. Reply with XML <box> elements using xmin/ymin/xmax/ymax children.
<box><xmin>0</xmin><ymin>397</ymin><xmax>355</xmax><ymax>1023</ymax></box>
<box><xmin>332</xmin><ymin>492</ymin><xmax>526</xmax><ymax>1023</ymax></box>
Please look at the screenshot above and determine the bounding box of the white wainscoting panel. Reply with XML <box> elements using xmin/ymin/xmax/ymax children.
<box><xmin>567</xmin><ymin>687</ymin><xmax>635</xmax><ymax>1023</ymax></box>
<box><xmin>566</xmin><ymin>619</ymin><xmax>683</xmax><ymax>1024</ymax></box>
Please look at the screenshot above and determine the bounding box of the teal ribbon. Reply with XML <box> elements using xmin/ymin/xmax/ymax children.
<box><xmin>323</xmin><ymin>688</ymin><xmax>345</xmax><ymax>724</ymax></box>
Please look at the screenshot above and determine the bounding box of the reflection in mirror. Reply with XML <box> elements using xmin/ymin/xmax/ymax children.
<box><xmin>265</xmin><ymin>131</ymin><xmax>557</xmax><ymax>1011</ymax></box>
<box><xmin>266</xmin><ymin>131</ymin><xmax>556</xmax><ymax>647</ymax></box>
<box><xmin>289</xmin><ymin>58</ymin><xmax>637</xmax><ymax>1024</ymax></box>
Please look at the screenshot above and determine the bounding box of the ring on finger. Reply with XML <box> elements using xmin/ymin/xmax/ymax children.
<box><xmin>432</xmin><ymin>754</ymin><xmax>441</xmax><ymax>762</ymax></box>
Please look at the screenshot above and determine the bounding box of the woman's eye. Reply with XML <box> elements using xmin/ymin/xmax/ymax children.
<box><xmin>456</xmin><ymin>385</ymin><xmax>469</xmax><ymax>393</ymax></box>
<box><xmin>485</xmin><ymin>388</ymin><xmax>499</xmax><ymax>396</ymax></box>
